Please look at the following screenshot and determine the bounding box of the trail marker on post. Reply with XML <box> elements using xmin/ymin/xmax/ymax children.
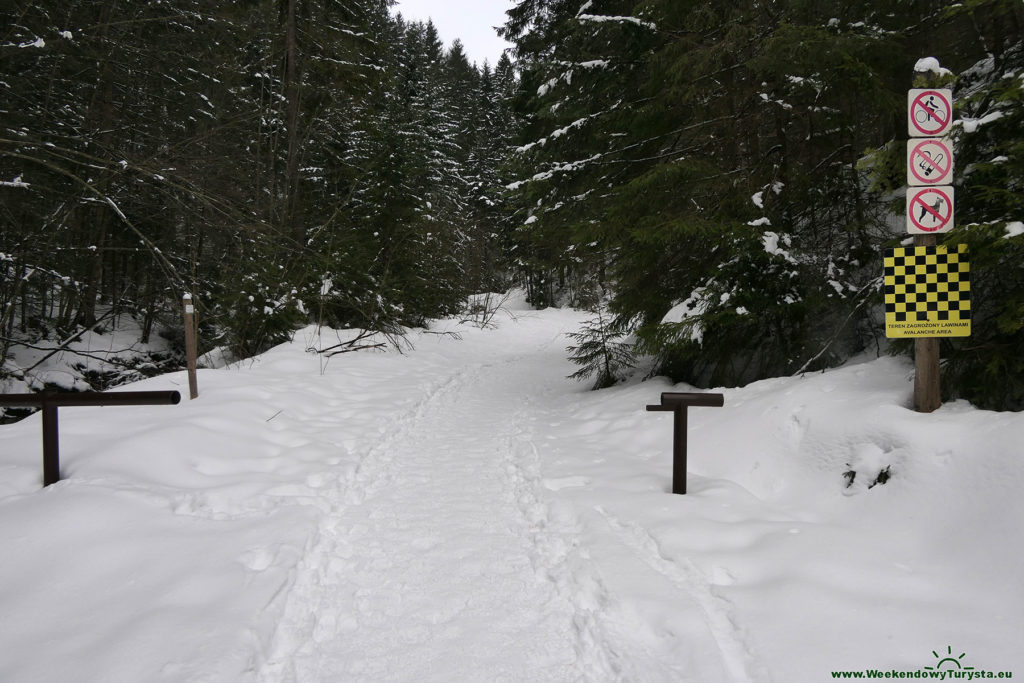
<box><xmin>645</xmin><ymin>392</ymin><xmax>724</xmax><ymax>494</ymax></box>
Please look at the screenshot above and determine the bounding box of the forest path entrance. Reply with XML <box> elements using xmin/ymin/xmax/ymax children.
<box><xmin>254</xmin><ymin>308</ymin><xmax>756</xmax><ymax>682</ymax></box>
<box><xmin>256</xmin><ymin>312</ymin><xmax>619</xmax><ymax>681</ymax></box>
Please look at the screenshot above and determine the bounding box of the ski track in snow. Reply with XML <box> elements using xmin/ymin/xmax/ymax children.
<box><xmin>37</xmin><ymin>316</ymin><xmax>769</xmax><ymax>682</ymax></box>
<box><xmin>508</xmin><ymin>431</ymin><xmax>625</xmax><ymax>680</ymax></box>
<box><xmin>255</xmin><ymin>327</ymin><xmax>622</xmax><ymax>682</ymax></box>
<box><xmin>4</xmin><ymin>313</ymin><xmax>1023</xmax><ymax>682</ymax></box>
<box><xmin>242</xmin><ymin>318</ymin><xmax>772</xmax><ymax>682</ymax></box>
<box><xmin>593</xmin><ymin>506</ymin><xmax>767</xmax><ymax>682</ymax></box>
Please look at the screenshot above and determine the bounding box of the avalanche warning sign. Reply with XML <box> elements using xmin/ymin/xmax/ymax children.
<box><xmin>884</xmin><ymin>244</ymin><xmax>971</xmax><ymax>338</ymax></box>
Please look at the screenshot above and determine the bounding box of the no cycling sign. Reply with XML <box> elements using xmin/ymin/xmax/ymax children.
<box><xmin>908</xmin><ymin>89</ymin><xmax>953</xmax><ymax>137</ymax></box>
<box><xmin>906</xmin><ymin>186</ymin><xmax>955</xmax><ymax>234</ymax></box>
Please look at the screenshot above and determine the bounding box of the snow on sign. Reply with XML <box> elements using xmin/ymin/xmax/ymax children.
<box><xmin>907</xmin><ymin>138</ymin><xmax>953</xmax><ymax>186</ymax></box>
<box><xmin>908</xmin><ymin>89</ymin><xmax>953</xmax><ymax>137</ymax></box>
<box><xmin>906</xmin><ymin>186</ymin><xmax>954</xmax><ymax>234</ymax></box>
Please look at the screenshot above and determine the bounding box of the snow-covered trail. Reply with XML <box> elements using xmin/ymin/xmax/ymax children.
<box><xmin>0</xmin><ymin>307</ymin><xmax>758</xmax><ymax>682</ymax></box>
<box><xmin>257</xmin><ymin>322</ymin><xmax>590</xmax><ymax>681</ymax></box>
<box><xmin>4</xmin><ymin>303</ymin><xmax>1023</xmax><ymax>682</ymax></box>
<box><xmin>253</xmin><ymin>311</ymin><xmax>754</xmax><ymax>682</ymax></box>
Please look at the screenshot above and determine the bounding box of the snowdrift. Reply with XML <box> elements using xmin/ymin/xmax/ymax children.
<box><xmin>1</xmin><ymin>308</ymin><xmax>1021</xmax><ymax>681</ymax></box>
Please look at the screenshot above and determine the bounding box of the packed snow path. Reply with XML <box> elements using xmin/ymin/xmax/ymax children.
<box><xmin>3</xmin><ymin>303</ymin><xmax>1022</xmax><ymax>682</ymax></box>
<box><xmin>256</xmin><ymin>313</ymin><xmax>752</xmax><ymax>681</ymax></box>
<box><xmin>258</xmin><ymin>328</ymin><xmax>589</xmax><ymax>681</ymax></box>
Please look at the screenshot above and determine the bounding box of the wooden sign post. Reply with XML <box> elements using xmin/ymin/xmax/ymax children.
<box><xmin>183</xmin><ymin>293</ymin><xmax>198</xmax><ymax>400</ymax></box>
<box><xmin>886</xmin><ymin>77</ymin><xmax>969</xmax><ymax>413</ymax></box>
<box><xmin>913</xmin><ymin>232</ymin><xmax>940</xmax><ymax>413</ymax></box>
<box><xmin>911</xmin><ymin>86</ymin><xmax>949</xmax><ymax>414</ymax></box>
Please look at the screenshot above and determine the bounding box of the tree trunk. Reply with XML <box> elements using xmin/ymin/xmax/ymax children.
<box><xmin>75</xmin><ymin>0</ymin><xmax>119</xmax><ymax>327</ymax></box>
<box><xmin>283</xmin><ymin>0</ymin><xmax>303</xmax><ymax>245</ymax></box>
<box><xmin>76</xmin><ymin>206</ymin><xmax>110</xmax><ymax>327</ymax></box>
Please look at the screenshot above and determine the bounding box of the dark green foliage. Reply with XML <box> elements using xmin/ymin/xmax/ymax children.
<box><xmin>632</xmin><ymin>228</ymin><xmax>818</xmax><ymax>386</ymax></box>
<box><xmin>503</xmin><ymin>0</ymin><xmax>912</xmax><ymax>387</ymax></box>
<box><xmin>503</xmin><ymin>0</ymin><xmax>1020</xmax><ymax>407</ymax></box>
<box><xmin>207</xmin><ymin>244</ymin><xmax>309</xmax><ymax>359</ymax></box>
<box><xmin>865</xmin><ymin>4</ymin><xmax>1024</xmax><ymax>412</ymax></box>
<box><xmin>936</xmin><ymin>227</ymin><xmax>1024</xmax><ymax>411</ymax></box>
<box><xmin>566</xmin><ymin>306</ymin><xmax>636</xmax><ymax>390</ymax></box>
<box><xmin>912</xmin><ymin>1</ymin><xmax>1024</xmax><ymax>411</ymax></box>
<box><xmin>1</xmin><ymin>0</ymin><xmax>521</xmax><ymax>384</ymax></box>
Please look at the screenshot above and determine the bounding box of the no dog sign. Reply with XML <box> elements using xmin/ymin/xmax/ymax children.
<box><xmin>906</xmin><ymin>186</ymin><xmax>955</xmax><ymax>234</ymax></box>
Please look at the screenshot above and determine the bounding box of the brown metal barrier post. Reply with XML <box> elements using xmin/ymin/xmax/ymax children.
<box><xmin>0</xmin><ymin>391</ymin><xmax>181</xmax><ymax>486</ymax></box>
<box><xmin>646</xmin><ymin>392</ymin><xmax>724</xmax><ymax>494</ymax></box>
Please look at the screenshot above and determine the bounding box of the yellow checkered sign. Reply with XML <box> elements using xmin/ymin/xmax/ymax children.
<box><xmin>884</xmin><ymin>245</ymin><xmax>970</xmax><ymax>338</ymax></box>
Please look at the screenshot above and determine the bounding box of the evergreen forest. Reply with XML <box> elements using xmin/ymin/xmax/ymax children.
<box><xmin>2</xmin><ymin>0</ymin><xmax>1023</xmax><ymax>410</ymax></box>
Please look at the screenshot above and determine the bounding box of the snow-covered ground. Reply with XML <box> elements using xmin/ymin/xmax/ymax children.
<box><xmin>1</xmin><ymin>299</ymin><xmax>1021</xmax><ymax>682</ymax></box>
<box><xmin>0</xmin><ymin>310</ymin><xmax>177</xmax><ymax>397</ymax></box>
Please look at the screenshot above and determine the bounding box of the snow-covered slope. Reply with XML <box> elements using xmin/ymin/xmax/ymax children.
<box><xmin>0</xmin><ymin>310</ymin><xmax>178</xmax><ymax>399</ymax></box>
<box><xmin>1</xmin><ymin>304</ymin><xmax>1021</xmax><ymax>682</ymax></box>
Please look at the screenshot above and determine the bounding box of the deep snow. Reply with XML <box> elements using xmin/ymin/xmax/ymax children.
<box><xmin>1</xmin><ymin>299</ymin><xmax>1021</xmax><ymax>682</ymax></box>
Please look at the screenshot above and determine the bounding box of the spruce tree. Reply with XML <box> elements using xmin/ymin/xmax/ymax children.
<box><xmin>566</xmin><ymin>303</ymin><xmax>636</xmax><ymax>390</ymax></box>
<box><xmin>939</xmin><ymin>0</ymin><xmax>1024</xmax><ymax>410</ymax></box>
<box><xmin>503</xmin><ymin>0</ymin><xmax>1017</xmax><ymax>392</ymax></box>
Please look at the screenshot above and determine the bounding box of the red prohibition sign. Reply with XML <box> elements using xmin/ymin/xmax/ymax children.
<box><xmin>910</xmin><ymin>139</ymin><xmax>952</xmax><ymax>185</ymax></box>
<box><xmin>909</xmin><ymin>188</ymin><xmax>953</xmax><ymax>232</ymax></box>
<box><xmin>911</xmin><ymin>90</ymin><xmax>951</xmax><ymax>136</ymax></box>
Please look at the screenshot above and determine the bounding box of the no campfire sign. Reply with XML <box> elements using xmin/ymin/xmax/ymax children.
<box><xmin>907</xmin><ymin>138</ymin><xmax>953</xmax><ymax>186</ymax></box>
<box><xmin>906</xmin><ymin>186</ymin><xmax>955</xmax><ymax>234</ymax></box>
<box><xmin>908</xmin><ymin>89</ymin><xmax>953</xmax><ymax>138</ymax></box>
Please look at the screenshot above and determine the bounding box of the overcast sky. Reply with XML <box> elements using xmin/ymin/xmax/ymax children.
<box><xmin>391</xmin><ymin>0</ymin><xmax>515</xmax><ymax>67</ymax></box>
